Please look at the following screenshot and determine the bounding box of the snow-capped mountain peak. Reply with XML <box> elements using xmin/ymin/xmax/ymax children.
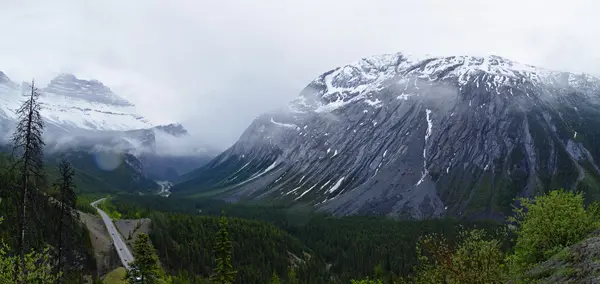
<box><xmin>290</xmin><ymin>52</ymin><xmax>600</xmax><ymax>114</ymax></box>
<box><xmin>44</xmin><ymin>73</ymin><xmax>133</xmax><ymax>107</ymax></box>
<box><xmin>0</xmin><ymin>71</ymin><xmax>153</xmax><ymax>133</ymax></box>
<box><xmin>175</xmin><ymin>52</ymin><xmax>600</xmax><ymax>220</ymax></box>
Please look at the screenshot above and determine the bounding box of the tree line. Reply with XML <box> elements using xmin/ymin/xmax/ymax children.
<box><xmin>124</xmin><ymin>211</ymin><xmax>239</xmax><ymax>284</ymax></box>
<box><xmin>110</xmin><ymin>195</ymin><xmax>504</xmax><ymax>283</ymax></box>
<box><xmin>111</xmin><ymin>186</ymin><xmax>600</xmax><ymax>283</ymax></box>
<box><xmin>0</xmin><ymin>81</ymin><xmax>95</xmax><ymax>283</ymax></box>
<box><xmin>118</xmin><ymin>189</ymin><xmax>600</xmax><ymax>283</ymax></box>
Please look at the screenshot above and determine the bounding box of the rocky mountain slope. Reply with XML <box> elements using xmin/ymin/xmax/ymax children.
<box><xmin>173</xmin><ymin>53</ymin><xmax>600</xmax><ymax>220</ymax></box>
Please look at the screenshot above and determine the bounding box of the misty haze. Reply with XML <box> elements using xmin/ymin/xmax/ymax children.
<box><xmin>1</xmin><ymin>1</ymin><xmax>600</xmax><ymax>283</ymax></box>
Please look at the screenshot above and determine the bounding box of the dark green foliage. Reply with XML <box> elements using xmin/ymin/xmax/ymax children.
<box><xmin>149</xmin><ymin>212</ymin><xmax>302</xmax><ymax>284</ymax></box>
<box><xmin>11</xmin><ymin>80</ymin><xmax>46</xmax><ymax>282</ymax></box>
<box><xmin>507</xmin><ymin>190</ymin><xmax>600</xmax><ymax>277</ymax></box>
<box><xmin>75</xmin><ymin>194</ymin><xmax>103</xmax><ymax>215</ymax></box>
<box><xmin>270</xmin><ymin>271</ymin><xmax>281</xmax><ymax>284</ymax></box>
<box><xmin>97</xmin><ymin>197</ymin><xmax>122</xmax><ymax>219</ymax></box>
<box><xmin>350</xmin><ymin>277</ymin><xmax>384</xmax><ymax>284</ymax></box>
<box><xmin>411</xmin><ymin>228</ymin><xmax>508</xmax><ymax>283</ymax></box>
<box><xmin>0</xmin><ymin>143</ymin><xmax>96</xmax><ymax>283</ymax></box>
<box><xmin>44</xmin><ymin>150</ymin><xmax>159</xmax><ymax>194</ymax></box>
<box><xmin>210</xmin><ymin>211</ymin><xmax>237</xmax><ymax>284</ymax></box>
<box><xmin>127</xmin><ymin>233</ymin><xmax>165</xmax><ymax>283</ymax></box>
<box><xmin>111</xmin><ymin>195</ymin><xmax>502</xmax><ymax>283</ymax></box>
<box><xmin>287</xmin><ymin>266</ymin><xmax>298</xmax><ymax>284</ymax></box>
<box><xmin>54</xmin><ymin>159</ymin><xmax>78</xmax><ymax>283</ymax></box>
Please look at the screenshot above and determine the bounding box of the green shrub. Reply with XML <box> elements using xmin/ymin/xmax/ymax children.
<box><xmin>411</xmin><ymin>228</ymin><xmax>507</xmax><ymax>284</ymax></box>
<box><xmin>350</xmin><ymin>277</ymin><xmax>384</xmax><ymax>284</ymax></box>
<box><xmin>507</xmin><ymin>189</ymin><xmax>600</xmax><ymax>275</ymax></box>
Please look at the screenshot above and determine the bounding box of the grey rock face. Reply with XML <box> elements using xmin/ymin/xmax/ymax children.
<box><xmin>153</xmin><ymin>123</ymin><xmax>188</xmax><ymax>137</ymax></box>
<box><xmin>43</xmin><ymin>73</ymin><xmax>133</xmax><ymax>106</ymax></box>
<box><xmin>173</xmin><ymin>53</ymin><xmax>600</xmax><ymax>219</ymax></box>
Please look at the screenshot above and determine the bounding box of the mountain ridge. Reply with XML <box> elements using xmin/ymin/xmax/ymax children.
<box><xmin>172</xmin><ymin>52</ymin><xmax>600</xmax><ymax>220</ymax></box>
<box><xmin>0</xmin><ymin>71</ymin><xmax>214</xmax><ymax>184</ymax></box>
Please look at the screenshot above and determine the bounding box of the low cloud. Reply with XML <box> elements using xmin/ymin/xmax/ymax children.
<box><xmin>1</xmin><ymin>0</ymin><xmax>600</xmax><ymax>149</ymax></box>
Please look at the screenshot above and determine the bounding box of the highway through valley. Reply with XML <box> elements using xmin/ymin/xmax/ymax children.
<box><xmin>91</xmin><ymin>198</ymin><xmax>134</xmax><ymax>269</ymax></box>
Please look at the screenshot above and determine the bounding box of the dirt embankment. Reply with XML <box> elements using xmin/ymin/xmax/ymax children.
<box><xmin>79</xmin><ymin>212</ymin><xmax>152</xmax><ymax>279</ymax></box>
<box><xmin>80</xmin><ymin>212</ymin><xmax>121</xmax><ymax>277</ymax></box>
<box><xmin>115</xmin><ymin>218</ymin><xmax>151</xmax><ymax>249</ymax></box>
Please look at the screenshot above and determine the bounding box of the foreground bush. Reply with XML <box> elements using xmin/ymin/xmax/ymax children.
<box><xmin>410</xmin><ymin>228</ymin><xmax>507</xmax><ymax>284</ymax></box>
<box><xmin>0</xmin><ymin>217</ymin><xmax>59</xmax><ymax>283</ymax></box>
<box><xmin>507</xmin><ymin>190</ymin><xmax>600</xmax><ymax>275</ymax></box>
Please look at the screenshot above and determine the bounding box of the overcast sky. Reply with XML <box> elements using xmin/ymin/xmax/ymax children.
<box><xmin>1</xmin><ymin>0</ymin><xmax>599</xmax><ymax>149</ymax></box>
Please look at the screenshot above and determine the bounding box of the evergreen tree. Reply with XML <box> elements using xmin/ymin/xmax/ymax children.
<box><xmin>0</xmin><ymin>217</ymin><xmax>59</xmax><ymax>283</ymax></box>
<box><xmin>288</xmin><ymin>267</ymin><xmax>298</xmax><ymax>284</ymax></box>
<box><xmin>10</xmin><ymin>80</ymin><xmax>45</xmax><ymax>282</ymax></box>
<box><xmin>210</xmin><ymin>211</ymin><xmax>237</xmax><ymax>284</ymax></box>
<box><xmin>270</xmin><ymin>271</ymin><xmax>280</xmax><ymax>284</ymax></box>
<box><xmin>127</xmin><ymin>233</ymin><xmax>165</xmax><ymax>284</ymax></box>
<box><xmin>54</xmin><ymin>159</ymin><xmax>77</xmax><ymax>283</ymax></box>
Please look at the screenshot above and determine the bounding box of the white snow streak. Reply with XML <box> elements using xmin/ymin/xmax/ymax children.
<box><xmin>248</xmin><ymin>161</ymin><xmax>278</xmax><ymax>180</ymax></box>
<box><xmin>320</xmin><ymin>180</ymin><xmax>332</xmax><ymax>190</ymax></box>
<box><xmin>295</xmin><ymin>184</ymin><xmax>317</xmax><ymax>200</ymax></box>
<box><xmin>328</xmin><ymin>177</ymin><xmax>345</xmax><ymax>193</ymax></box>
<box><xmin>364</xmin><ymin>98</ymin><xmax>383</xmax><ymax>107</ymax></box>
<box><xmin>425</xmin><ymin>109</ymin><xmax>433</xmax><ymax>141</ymax></box>
<box><xmin>416</xmin><ymin>109</ymin><xmax>433</xmax><ymax>186</ymax></box>
<box><xmin>284</xmin><ymin>186</ymin><xmax>301</xmax><ymax>196</ymax></box>
<box><xmin>397</xmin><ymin>93</ymin><xmax>413</xmax><ymax>100</ymax></box>
<box><xmin>229</xmin><ymin>162</ymin><xmax>251</xmax><ymax>177</ymax></box>
<box><xmin>298</xmin><ymin>175</ymin><xmax>306</xmax><ymax>185</ymax></box>
<box><xmin>270</xmin><ymin>117</ymin><xmax>298</xmax><ymax>129</ymax></box>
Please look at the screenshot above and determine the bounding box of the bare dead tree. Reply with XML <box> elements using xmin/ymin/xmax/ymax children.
<box><xmin>11</xmin><ymin>80</ymin><xmax>45</xmax><ymax>282</ymax></box>
<box><xmin>54</xmin><ymin>159</ymin><xmax>77</xmax><ymax>283</ymax></box>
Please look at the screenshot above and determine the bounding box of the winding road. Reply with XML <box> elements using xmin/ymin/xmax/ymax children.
<box><xmin>91</xmin><ymin>198</ymin><xmax>134</xmax><ymax>269</ymax></box>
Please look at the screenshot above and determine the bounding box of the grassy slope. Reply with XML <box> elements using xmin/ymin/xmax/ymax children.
<box><xmin>102</xmin><ymin>267</ymin><xmax>127</xmax><ymax>284</ymax></box>
<box><xmin>526</xmin><ymin>230</ymin><xmax>600</xmax><ymax>283</ymax></box>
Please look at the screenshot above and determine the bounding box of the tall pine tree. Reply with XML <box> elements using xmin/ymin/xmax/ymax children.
<box><xmin>270</xmin><ymin>271</ymin><xmax>281</xmax><ymax>284</ymax></box>
<box><xmin>127</xmin><ymin>233</ymin><xmax>165</xmax><ymax>284</ymax></box>
<box><xmin>288</xmin><ymin>266</ymin><xmax>298</xmax><ymax>284</ymax></box>
<box><xmin>11</xmin><ymin>80</ymin><xmax>45</xmax><ymax>282</ymax></box>
<box><xmin>54</xmin><ymin>159</ymin><xmax>77</xmax><ymax>283</ymax></box>
<box><xmin>210</xmin><ymin>211</ymin><xmax>236</xmax><ymax>284</ymax></box>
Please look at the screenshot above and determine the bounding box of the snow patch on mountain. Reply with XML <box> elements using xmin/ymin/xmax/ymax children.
<box><xmin>0</xmin><ymin>73</ymin><xmax>153</xmax><ymax>132</ymax></box>
<box><xmin>270</xmin><ymin>118</ymin><xmax>299</xmax><ymax>129</ymax></box>
<box><xmin>416</xmin><ymin>109</ymin><xmax>433</xmax><ymax>186</ymax></box>
<box><xmin>290</xmin><ymin>53</ymin><xmax>600</xmax><ymax>114</ymax></box>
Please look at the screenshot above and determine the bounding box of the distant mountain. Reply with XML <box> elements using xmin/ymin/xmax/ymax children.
<box><xmin>173</xmin><ymin>52</ymin><xmax>600</xmax><ymax>220</ymax></box>
<box><xmin>0</xmin><ymin>72</ymin><xmax>215</xmax><ymax>186</ymax></box>
<box><xmin>0</xmin><ymin>73</ymin><xmax>152</xmax><ymax>133</ymax></box>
